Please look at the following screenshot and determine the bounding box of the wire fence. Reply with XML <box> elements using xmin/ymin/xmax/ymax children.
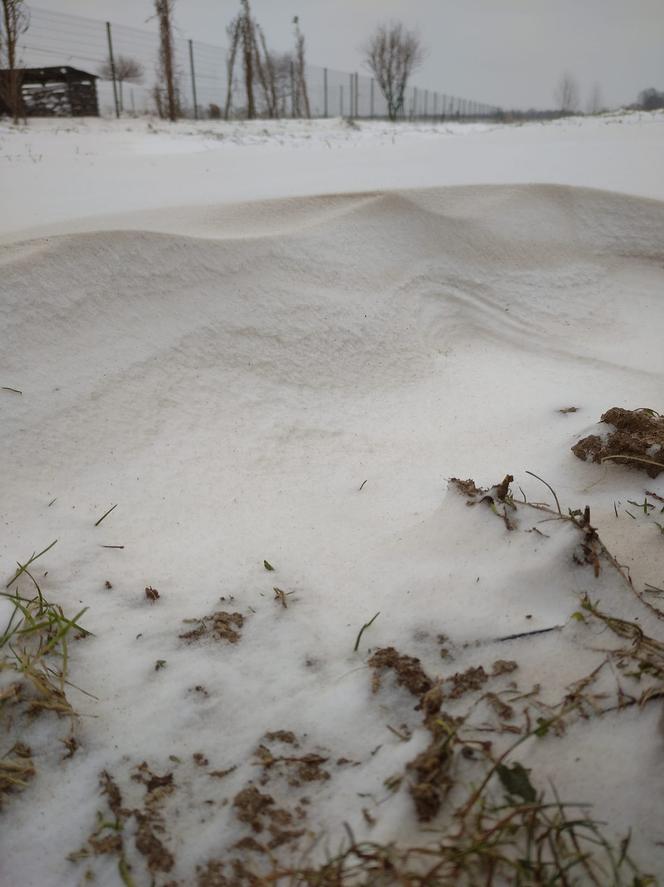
<box><xmin>16</xmin><ymin>5</ymin><xmax>501</xmax><ymax>121</ymax></box>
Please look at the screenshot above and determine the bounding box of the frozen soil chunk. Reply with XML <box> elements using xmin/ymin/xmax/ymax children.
<box><xmin>572</xmin><ymin>407</ymin><xmax>664</xmax><ymax>477</ymax></box>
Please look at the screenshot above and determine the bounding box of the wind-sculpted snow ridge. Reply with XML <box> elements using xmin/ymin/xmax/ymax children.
<box><xmin>2</xmin><ymin>184</ymin><xmax>664</xmax><ymax>885</ymax></box>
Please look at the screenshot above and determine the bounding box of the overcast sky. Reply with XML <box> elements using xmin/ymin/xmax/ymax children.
<box><xmin>31</xmin><ymin>1</ymin><xmax>664</xmax><ymax>109</ymax></box>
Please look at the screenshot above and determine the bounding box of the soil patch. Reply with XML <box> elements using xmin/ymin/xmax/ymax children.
<box><xmin>572</xmin><ymin>407</ymin><xmax>664</xmax><ymax>477</ymax></box>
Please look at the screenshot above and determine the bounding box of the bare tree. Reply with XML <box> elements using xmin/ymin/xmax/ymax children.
<box><xmin>225</xmin><ymin>1</ymin><xmax>258</xmax><ymax>119</ymax></box>
<box><xmin>362</xmin><ymin>22</ymin><xmax>424</xmax><ymax>122</ymax></box>
<box><xmin>154</xmin><ymin>0</ymin><xmax>177</xmax><ymax>121</ymax></box>
<box><xmin>254</xmin><ymin>24</ymin><xmax>279</xmax><ymax>118</ymax></box>
<box><xmin>98</xmin><ymin>55</ymin><xmax>144</xmax><ymax>112</ymax></box>
<box><xmin>224</xmin><ymin>15</ymin><xmax>241</xmax><ymax>119</ymax></box>
<box><xmin>0</xmin><ymin>0</ymin><xmax>29</xmax><ymax>123</ymax></box>
<box><xmin>637</xmin><ymin>87</ymin><xmax>664</xmax><ymax>111</ymax></box>
<box><xmin>225</xmin><ymin>1</ymin><xmax>284</xmax><ymax>120</ymax></box>
<box><xmin>292</xmin><ymin>16</ymin><xmax>310</xmax><ymax>118</ymax></box>
<box><xmin>554</xmin><ymin>72</ymin><xmax>579</xmax><ymax>114</ymax></box>
<box><xmin>240</xmin><ymin>0</ymin><xmax>256</xmax><ymax>118</ymax></box>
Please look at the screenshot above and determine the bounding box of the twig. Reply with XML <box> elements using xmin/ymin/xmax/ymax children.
<box><xmin>354</xmin><ymin>611</ymin><xmax>380</xmax><ymax>652</ymax></box>
<box><xmin>359</xmin><ymin>479</ymin><xmax>368</xmax><ymax>491</ymax></box>
<box><xmin>493</xmin><ymin>626</ymin><xmax>562</xmax><ymax>644</ymax></box>
<box><xmin>2</xmin><ymin>386</ymin><xmax>22</xmax><ymax>394</ymax></box>
<box><xmin>94</xmin><ymin>504</ymin><xmax>117</xmax><ymax>527</ymax></box>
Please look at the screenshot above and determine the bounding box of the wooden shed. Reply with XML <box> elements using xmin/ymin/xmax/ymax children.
<box><xmin>0</xmin><ymin>66</ymin><xmax>99</xmax><ymax>117</ymax></box>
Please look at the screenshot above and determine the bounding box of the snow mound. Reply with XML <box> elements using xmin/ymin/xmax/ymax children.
<box><xmin>2</xmin><ymin>184</ymin><xmax>664</xmax><ymax>884</ymax></box>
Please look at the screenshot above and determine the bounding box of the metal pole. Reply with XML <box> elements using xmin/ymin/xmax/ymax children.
<box><xmin>349</xmin><ymin>73</ymin><xmax>353</xmax><ymax>116</ymax></box>
<box><xmin>424</xmin><ymin>89</ymin><xmax>428</xmax><ymax>118</ymax></box>
<box><xmin>340</xmin><ymin>84</ymin><xmax>343</xmax><ymax>116</ymax></box>
<box><xmin>106</xmin><ymin>21</ymin><xmax>120</xmax><ymax>119</ymax></box>
<box><xmin>290</xmin><ymin>61</ymin><xmax>296</xmax><ymax>117</ymax></box>
<box><xmin>188</xmin><ymin>39</ymin><xmax>198</xmax><ymax>120</ymax></box>
<box><xmin>323</xmin><ymin>67</ymin><xmax>328</xmax><ymax>117</ymax></box>
<box><xmin>370</xmin><ymin>77</ymin><xmax>374</xmax><ymax>118</ymax></box>
<box><xmin>355</xmin><ymin>72</ymin><xmax>359</xmax><ymax>118</ymax></box>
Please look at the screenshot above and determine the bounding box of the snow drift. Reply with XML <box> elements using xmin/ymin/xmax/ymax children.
<box><xmin>2</xmin><ymin>180</ymin><xmax>664</xmax><ymax>884</ymax></box>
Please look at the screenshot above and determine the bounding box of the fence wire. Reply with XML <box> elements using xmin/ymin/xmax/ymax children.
<box><xmin>16</xmin><ymin>5</ymin><xmax>500</xmax><ymax>120</ymax></box>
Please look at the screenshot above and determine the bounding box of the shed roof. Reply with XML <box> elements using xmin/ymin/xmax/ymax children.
<box><xmin>0</xmin><ymin>66</ymin><xmax>99</xmax><ymax>84</ymax></box>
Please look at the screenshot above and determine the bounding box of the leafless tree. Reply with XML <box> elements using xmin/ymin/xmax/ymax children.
<box><xmin>224</xmin><ymin>15</ymin><xmax>241</xmax><ymax>119</ymax></box>
<box><xmin>255</xmin><ymin>24</ymin><xmax>278</xmax><ymax>118</ymax></box>
<box><xmin>362</xmin><ymin>22</ymin><xmax>424</xmax><ymax>122</ymax></box>
<box><xmin>225</xmin><ymin>1</ymin><xmax>284</xmax><ymax>120</ymax></box>
<box><xmin>554</xmin><ymin>72</ymin><xmax>579</xmax><ymax>114</ymax></box>
<box><xmin>225</xmin><ymin>1</ymin><xmax>258</xmax><ymax>119</ymax></box>
<box><xmin>0</xmin><ymin>0</ymin><xmax>29</xmax><ymax>123</ymax></box>
<box><xmin>154</xmin><ymin>0</ymin><xmax>177</xmax><ymax>121</ymax></box>
<box><xmin>98</xmin><ymin>55</ymin><xmax>144</xmax><ymax>112</ymax></box>
<box><xmin>637</xmin><ymin>87</ymin><xmax>664</xmax><ymax>111</ymax></box>
<box><xmin>292</xmin><ymin>16</ymin><xmax>310</xmax><ymax>118</ymax></box>
<box><xmin>239</xmin><ymin>0</ymin><xmax>256</xmax><ymax>118</ymax></box>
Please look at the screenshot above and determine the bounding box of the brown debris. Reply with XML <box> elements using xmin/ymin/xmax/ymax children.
<box><xmin>210</xmin><ymin>765</ymin><xmax>237</xmax><ymax>779</ymax></box>
<box><xmin>135</xmin><ymin>814</ymin><xmax>175</xmax><ymax>873</ymax></box>
<box><xmin>61</xmin><ymin>735</ymin><xmax>79</xmax><ymax>759</ymax></box>
<box><xmin>0</xmin><ymin>742</ymin><xmax>35</xmax><ymax>808</ymax></box>
<box><xmin>254</xmin><ymin>744</ymin><xmax>330</xmax><ymax>784</ymax></box>
<box><xmin>447</xmin><ymin>665</ymin><xmax>489</xmax><ymax>699</ymax></box>
<box><xmin>368</xmin><ymin>647</ymin><xmax>434</xmax><ymax>697</ymax></box>
<box><xmin>492</xmin><ymin>659</ymin><xmax>518</xmax><ymax>676</ymax></box>
<box><xmin>233</xmin><ymin>786</ymin><xmax>275</xmax><ymax>833</ymax></box>
<box><xmin>572</xmin><ymin>506</ymin><xmax>602</xmax><ymax>577</ymax></box>
<box><xmin>449</xmin><ymin>477</ymin><xmax>483</xmax><ymax>498</ymax></box>
<box><xmin>572</xmin><ymin>407</ymin><xmax>664</xmax><ymax>477</ymax></box>
<box><xmin>145</xmin><ymin>586</ymin><xmax>160</xmax><ymax>602</ymax></box>
<box><xmin>264</xmin><ymin>730</ymin><xmax>297</xmax><ymax>745</ymax></box>
<box><xmin>485</xmin><ymin>692</ymin><xmax>515</xmax><ymax>721</ymax></box>
<box><xmin>180</xmin><ymin>611</ymin><xmax>245</xmax><ymax>644</ymax></box>
<box><xmin>407</xmin><ymin>715</ymin><xmax>458</xmax><ymax>822</ymax></box>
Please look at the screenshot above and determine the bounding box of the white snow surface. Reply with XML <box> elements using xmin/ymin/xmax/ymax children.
<box><xmin>1</xmin><ymin>113</ymin><xmax>664</xmax><ymax>885</ymax></box>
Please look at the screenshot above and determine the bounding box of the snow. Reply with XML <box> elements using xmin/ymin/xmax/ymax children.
<box><xmin>1</xmin><ymin>112</ymin><xmax>664</xmax><ymax>885</ymax></box>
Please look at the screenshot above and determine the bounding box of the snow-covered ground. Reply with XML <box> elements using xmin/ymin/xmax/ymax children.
<box><xmin>1</xmin><ymin>113</ymin><xmax>664</xmax><ymax>886</ymax></box>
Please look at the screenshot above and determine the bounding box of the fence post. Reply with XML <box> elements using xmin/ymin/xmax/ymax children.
<box><xmin>424</xmin><ymin>89</ymin><xmax>428</xmax><ymax>118</ymax></box>
<box><xmin>370</xmin><ymin>78</ymin><xmax>374</xmax><ymax>118</ymax></box>
<box><xmin>188</xmin><ymin>39</ymin><xmax>198</xmax><ymax>119</ymax></box>
<box><xmin>354</xmin><ymin>72</ymin><xmax>359</xmax><ymax>118</ymax></box>
<box><xmin>339</xmin><ymin>84</ymin><xmax>343</xmax><ymax>116</ymax></box>
<box><xmin>323</xmin><ymin>67</ymin><xmax>328</xmax><ymax>117</ymax></box>
<box><xmin>106</xmin><ymin>21</ymin><xmax>120</xmax><ymax>118</ymax></box>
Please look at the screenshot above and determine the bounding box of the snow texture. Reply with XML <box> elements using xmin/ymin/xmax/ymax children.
<box><xmin>1</xmin><ymin>112</ymin><xmax>664</xmax><ymax>885</ymax></box>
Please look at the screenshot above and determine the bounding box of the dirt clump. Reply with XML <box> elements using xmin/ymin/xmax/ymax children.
<box><xmin>233</xmin><ymin>786</ymin><xmax>275</xmax><ymax>833</ymax></box>
<box><xmin>572</xmin><ymin>407</ymin><xmax>664</xmax><ymax>477</ymax></box>
<box><xmin>254</xmin><ymin>741</ymin><xmax>330</xmax><ymax>785</ymax></box>
<box><xmin>232</xmin><ymin>785</ymin><xmax>306</xmax><ymax>850</ymax></box>
<box><xmin>447</xmin><ymin>665</ymin><xmax>489</xmax><ymax>699</ymax></box>
<box><xmin>180</xmin><ymin>611</ymin><xmax>245</xmax><ymax>644</ymax></box>
<box><xmin>264</xmin><ymin>730</ymin><xmax>297</xmax><ymax>745</ymax></box>
<box><xmin>368</xmin><ymin>647</ymin><xmax>434</xmax><ymax>697</ymax></box>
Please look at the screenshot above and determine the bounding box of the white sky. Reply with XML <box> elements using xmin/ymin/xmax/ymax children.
<box><xmin>27</xmin><ymin>1</ymin><xmax>664</xmax><ymax>109</ymax></box>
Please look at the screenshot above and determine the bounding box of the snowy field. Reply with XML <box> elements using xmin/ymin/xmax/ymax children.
<box><xmin>2</xmin><ymin>112</ymin><xmax>664</xmax><ymax>886</ymax></box>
